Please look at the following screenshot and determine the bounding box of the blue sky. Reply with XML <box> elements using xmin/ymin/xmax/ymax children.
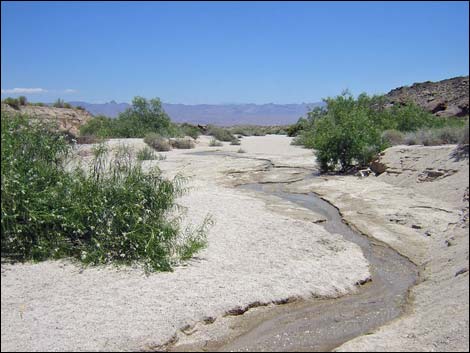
<box><xmin>1</xmin><ymin>1</ymin><xmax>469</xmax><ymax>104</ymax></box>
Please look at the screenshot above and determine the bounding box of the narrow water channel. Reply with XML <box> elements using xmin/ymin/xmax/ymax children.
<box><xmin>177</xmin><ymin>151</ymin><xmax>419</xmax><ymax>352</ymax></box>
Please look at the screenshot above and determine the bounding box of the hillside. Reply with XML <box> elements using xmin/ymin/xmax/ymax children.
<box><xmin>1</xmin><ymin>103</ymin><xmax>92</xmax><ymax>136</ymax></box>
<box><xmin>385</xmin><ymin>76</ymin><xmax>469</xmax><ymax>117</ymax></box>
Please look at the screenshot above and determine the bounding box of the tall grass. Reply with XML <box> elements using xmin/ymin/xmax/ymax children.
<box><xmin>1</xmin><ymin>113</ymin><xmax>208</xmax><ymax>271</ymax></box>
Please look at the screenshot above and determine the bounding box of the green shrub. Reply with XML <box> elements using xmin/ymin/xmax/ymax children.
<box><xmin>3</xmin><ymin>97</ymin><xmax>20</xmax><ymax>109</ymax></box>
<box><xmin>18</xmin><ymin>96</ymin><xmax>27</xmax><ymax>106</ymax></box>
<box><xmin>304</xmin><ymin>93</ymin><xmax>386</xmax><ymax>171</ymax></box>
<box><xmin>1</xmin><ymin>113</ymin><xmax>208</xmax><ymax>271</ymax></box>
<box><xmin>75</xmin><ymin>106</ymin><xmax>85</xmax><ymax>111</ymax></box>
<box><xmin>209</xmin><ymin>138</ymin><xmax>223</xmax><ymax>147</ymax></box>
<box><xmin>32</xmin><ymin>102</ymin><xmax>46</xmax><ymax>107</ymax></box>
<box><xmin>79</xmin><ymin>96</ymin><xmax>181</xmax><ymax>139</ymax></box>
<box><xmin>170</xmin><ymin>138</ymin><xmax>195</xmax><ymax>149</ymax></box>
<box><xmin>295</xmin><ymin>91</ymin><xmax>463</xmax><ymax>172</ymax></box>
<box><xmin>79</xmin><ymin>115</ymin><xmax>115</xmax><ymax>138</ymax></box>
<box><xmin>144</xmin><ymin>133</ymin><xmax>172</xmax><ymax>151</ymax></box>
<box><xmin>63</xmin><ymin>102</ymin><xmax>72</xmax><ymax>109</ymax></box>
<box><xmin>53</xmin><ymin>98</ymin><xmax>65</xmax><ymax>108</ymax></box>
<box><xmin>179</xmin><ymin>123</ymin><xmax>201</xmax><ymax>139</ymax></box>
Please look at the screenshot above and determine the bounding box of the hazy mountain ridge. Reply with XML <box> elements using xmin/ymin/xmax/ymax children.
<box><xmin>68</xmin><ymin>101</ymin><xmax>324</xmax><ymax>126</ymax></box>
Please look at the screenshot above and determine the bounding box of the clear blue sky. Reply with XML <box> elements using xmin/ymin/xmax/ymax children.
<box><xmin>1</xmin><ymin>1</ymin><xmax>469</xmax><ymax>104</ymax></box>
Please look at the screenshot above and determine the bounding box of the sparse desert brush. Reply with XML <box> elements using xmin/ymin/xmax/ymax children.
<box><xmin>137</xmin><ymin>146</ymin><xmax>159</xmax><ymax>160</ymax></box>
<box><xmin>461</xmin><ymin>121</ymin><xmax>469</xmax><ymax>145</ymax></box>
<box><xmin>403</xmin><ymin>125</ymin><xmax>468</xmax><ymax>146</ymax></box>
<box><xmin>1</xmin><ymin>113</ymin><xmax>209</xmax><ymax>271</ymax></box>
<box><xmin>230</xmin><ymin>138</ymin><xmax>241</xmax><ymax>145</ymax></box>
<box><xmin>171</xmin><ymin>138</ymin><xmax>195</xmax><ymax>149</ymax></box>
<box><xmin>209</xmin><ymin>138</ymin><xmax>223</xmax><ymax>147</ymax></box>
<box><xmin>144</xmin><ymin>133</ymin><xmax>172</xmax><ymax>151</ymax></box>
<box><xmin>237</xmin><ymin>148</ymin><xmax>246</xmax><ymax>153</ymax></box>
<box><xmin>207</xmin><ymin>125</ymin><xmax>235</xmax><ymax>142</ymax></box>
<box><xmin>382</xmin><ymin>130</ymin><xmax>405</xmax><ymax>146</ymax></box>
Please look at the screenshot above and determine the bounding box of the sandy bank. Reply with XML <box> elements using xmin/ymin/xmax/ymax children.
<box><xmin>1</xmin><ymin>135</ymin><xmax>369</xmax><ymax>351</ymax></box>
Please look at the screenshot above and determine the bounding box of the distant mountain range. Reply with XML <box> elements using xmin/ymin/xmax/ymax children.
<box><xmin>67</xmin><ymin>100</ymin><xmax>324</xmax><ymax>126</ymax></box>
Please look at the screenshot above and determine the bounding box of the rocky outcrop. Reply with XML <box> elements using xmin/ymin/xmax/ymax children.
<box><xmin>386</xmin><ymin>76</ymin><xmax>469</xmax><ymax>117</ymax></box>
<box><xmin>1</xmin><ymin>104</ymin><xmax>92</xmax><ymax>136</ymax></box>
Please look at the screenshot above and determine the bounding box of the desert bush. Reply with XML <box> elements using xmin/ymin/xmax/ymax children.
<box><xmin>461</xmin><ymin>121</ymin><xmax>469</xmax><ymax>145</ymax></box>
<box><xmin>170</xmin><ymin>138</ymin><xmax>195</xmax><ymax>149</ymax></box>
<box><xmin>402</xmin><ymin>124</ymin><xmax>468</xmax><ymax>146</ymax></box>
<box><xmin>80</xmin><ymin>115</ymin><xmax>115</xmax><ymax>138</ymax></box>
<box><xmin>75</xmin><ymin>105</ymin><xmax>85</xmax><ymax>111</ymax></box>
<box><xmin>230</xmin><ymin>138</ymin><xmax>241</xmax><ymax>145</ymax></box>
<box><xmin>3</xmin><ymin>97</ymin><xmax>20</xmax><ymax>109</ymax></box>
<box><xmin>382</xmin><ymin>129</ymin><xmax>405</xmax><ymax>146</ymax></box>
<box><xmin>304</xmin><ymin>93</ymin><xmax>386</xmax><ymax>171</ymax></box>
<box><xmin>144</xmin><ymin>132</ymin><xmax>172</xmax><ymax>151</ymax></box>
<box><xmin>137</xmin><ymin>147</ymin><xmax>156</xmax><ymax>160</ymax></box>
<box><xmin>79</xmin><ymin>96</ymin><xmax>181</xmax><ymax>139</ymax></box>
<box><xmin>209</xmin><ymin>138</ymin><xmax>223</xmax><ymax>147</ymax></box>
<box><xmin>179</xmin><ymin>123</ymin><xmax>201</xmax><ymax>139</ymax></box>
<box><xmin>53</xmin><ymin>98</ymin><xmax>65</xmax><ymax>108</ymax></box>
<box><xmin>17</xmin><ymin>96</ymin><xmax>27</xmax><ymax>106</ymax></box>
<box><xmin>237</xmin><ymin>148</ymin><xmax>246</xmax><ymax>153</ymax></box>
<box><xmin>31</xmin><ymin>102</ymin><xmax>46</xmax><ymax>107</ymax></box>
<box><xmin>1</xmin><ymin>113</ymin><xmax>208</xmax><ymax>271</ymax></box>
<box><xmin>207</xmin><ymin>125</ymin><xmax>235</xmax><ymax>142</ymax></box>
<box><xmin>228</xmin><ymin>125</ymin><xmax>288</xmax><ymax>137</ymax></box>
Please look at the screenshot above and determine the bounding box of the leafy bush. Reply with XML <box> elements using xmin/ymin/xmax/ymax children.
<box><xmin>300</xmin><ymin>93</ymin><xmax>387</xmax><ymax>171</ymax></box>
<box><xmin>3</xmin><ymin>97</ymin><xmax>20</xmax><ymax>109</ymax></box>
<box><xmin>75</xmin><ymin>106</ymin><xmax>85</xmax><ymax>111</ymax></box>
<box><xmin>209</xmin><ymin>138</ymin><xmax>223</xmax><ymax>147</ymax></box>
<box><xmin>179</xmin><ymin>123</ymin><xmax>201</xmax><ymax>139</ymax></box>
<box><xmin>18</xmin><ymin>96</ymin><xmax>27</xmax><ymax>106</ymax></box>
<box><xmin>144</xmin><ymin>133</ymin><xmax>172</xmax><ymax>151</ymax></box>
<box><xmin>1</xmin><ymin>113</ymin><xmax>208</xmax><ymax>271</ymax></box>
<box><xmin>295</xmin><ymin>91</ymin><xmax>466</xmax><ymax>172</ymax></box>
<box><xmin>79</xmin><ymin>96</ymin><xmax>181</xmax><ymax>139</ymax></box>
<box><xmin>31</xmin><ymin>102</ymin><xmax>46</xmax><ymax>107</ymax></box>
<box><xmin>79</xmin><ymin>115</ymin><xmax>115</xmax><ymax>138</ymax></box>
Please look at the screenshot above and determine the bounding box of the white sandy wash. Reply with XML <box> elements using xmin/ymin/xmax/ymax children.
<box><xmin>1</xmin><ymin>135</ymin><xmax>370</xmax><ymax>351</ymax></box>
